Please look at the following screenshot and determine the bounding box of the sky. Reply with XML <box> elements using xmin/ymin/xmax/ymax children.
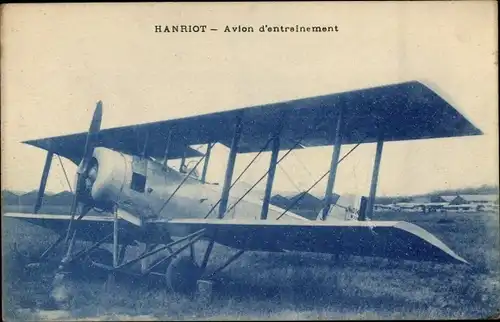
<box><xmin>1</xmin><ymin>2</ymin><xmax>498</xmax><ymax>197</ymax></box>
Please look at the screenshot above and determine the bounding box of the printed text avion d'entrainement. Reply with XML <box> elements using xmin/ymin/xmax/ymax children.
<box><xmin>154</xmin><ymin>24</ymin><xmax>339</xmax><ymax>33</ymax></box>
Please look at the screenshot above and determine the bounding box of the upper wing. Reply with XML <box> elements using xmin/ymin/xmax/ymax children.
<box><xmin>154</xmin><ymin>218</ymin><xmax>468</xmax><ymax>264</ymax></box>
<box><xmin>23</xmin><ymin>81</ymin><xmax>481</xmax><ymax>164</ymax></box>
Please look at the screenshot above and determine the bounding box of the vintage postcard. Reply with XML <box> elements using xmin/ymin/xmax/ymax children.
<box><xmin>1</xmin><ymin>2</ymin><xmax>498</xmax><ymax>321</ymax></box>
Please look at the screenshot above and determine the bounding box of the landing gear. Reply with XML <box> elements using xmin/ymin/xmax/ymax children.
<box><xmin>166</xmin><ymin>255</ymin><xmax>202</xmax><ymax>294</ymax></box>
<box><xmin>85</xmin><ymin>248</ymin><xmax>114</xmax><ymax>267</ymax></box>
<box><xmin>38</xmin><ymin>227</ymin><xmax>241</xmax><ymax>297</ymax></box>
<box><xmin>164</xmin><ymin>244</ymin><xmax>245</xmax><ymax>296</ymax></box>
<box><xmin>80</xmin><ymin>248</ymin><xmax>114</xmax><ymax>279</ymax></box>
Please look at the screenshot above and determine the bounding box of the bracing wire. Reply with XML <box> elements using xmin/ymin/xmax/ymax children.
<box><xmin>57</xmin><ymin>155</ymin><xmax>73</xmax><ymax>193</ymax></box>
<box><xmin>202</xmin><ymin>136</ymin><xmax>275</xmax><ymax>219</ymax></box>
<box><xmin>276</xmin><ymin>137</ymin><xmax>367</xmax><ymax>220</ymax></box>
<box><xmin>157</xmin><ymin>143</ymin><xmax>216</xmax><ymax>215</ymax></box>
<box><xmin>292</xmin><ymin>152</ymin><xmax>314</xmax><ymax>178</ymax></box>
<box><xmin>277</xmin><ymin>163</ymin><xmax>302</xmax><ymax>194</ymax></box>
<box><xmin>203</xmin><ymin>114</ymin><xmax>359</xmax><ymax>220</ymax></box>
<box><xmin>221</xmin><ymin>124</ymin><xmax>330</xmax><ymax>217</ymax></box>
<box><xmin>275</xmin><ymin>101</ymin><xmax>402</xmax><ymax>221</ymax></box>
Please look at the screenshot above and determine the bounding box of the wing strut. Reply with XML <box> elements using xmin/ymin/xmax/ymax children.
<box><xmin>365</xmin><ymin>138</ymin><xmax>384</xmax><ymax>220</ymax></box>
<box><xmin>200</xmin><ymin>115</ymin><xmax>243</xmax><ymax>273</ymax></box>
<box><xmin>113</xmin><ymin>207</ymin><xmax>119</xmax><ymax>268</ymax></box>
<box><xmin>157</xmin><ymin>144</ymin><xmax>214</xmax><ymax>214</ymax></box>
<box><xmin>218</xmin><ymin>114</ymin><xmax>243</xmax><ymax>218</ymax></box>
<box><xmin>223</xmin><ymin>118</ymin><xmax>332</xmax><ymax>219</ymax></box>
<box><xmin>179</xmin><ymin>151</ymin><xmax>187</xmax><ymax>173</ymax></box>
<box><xmin>321</xmin><ymin>107</ymin><xmax>344</xmax><ymax>221</ymax></box>
<box><xmin>202</xmin><ymin>136</ymin><xmax>274</xmax><ymax>219</ymax></box>
<box><xmin>277</xmin><ymin>137</ymin><xmax>365</xmax><ymax>220</ymax></box>
<box><xmin>141</xmin><ymin>129</ymin><xmax>150</xmax><ymax>158</ymax></box>
<box><xmin>201</xmin><ymin>143</ymin><xmax>213</xmax><ymax>184</ymax></box>
<box><xmin>162</xmin><ymin>129</ymin><xmax>173</xmax><ymax>169</ymax></box>
<box><xmin>260</xmin><ymin>134</ymin><xmax>281</xmax><ymax>220</ymax></box>
<box><xmin>34</xmin><ymin>151</ymin><xmax>54</xmax><ymax>213</ymax></box>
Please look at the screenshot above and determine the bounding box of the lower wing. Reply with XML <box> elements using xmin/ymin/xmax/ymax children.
<box><xmin>156</xmin><ymin>218</ymin><xmax>467</xmax><ymax>264</ymax></box>
<box><xmin>3</xmin><ymin>212</ymin><xmax>170</xmax><ymax>245</ymax></box>
<box><xmin>4</xmin><ymin>212</ymin><xmax>467</xmax><ymax>264</ymax></box>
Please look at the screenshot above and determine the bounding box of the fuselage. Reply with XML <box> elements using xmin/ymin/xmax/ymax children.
<box><xmin>89</xmin><ymin>147</ymin><xmax>308</xmax><ymax>224</ymax></box>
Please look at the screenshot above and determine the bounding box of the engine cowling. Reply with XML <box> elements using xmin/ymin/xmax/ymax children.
<box><xmin>87</xmin><ymin>147</ymin><xmax>129</xmax><ymax>209</ymax></box>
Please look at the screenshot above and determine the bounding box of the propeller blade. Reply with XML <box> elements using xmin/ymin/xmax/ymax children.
<box><xmin>78</xmin><ymin>101</ymin><xmax>103</xmax><ymax>174</ymax></box>
<box><xmin>64</xmin><ymin>173</ymin><xmax>82</xmax><ymax>243</ymax></box>
<box><xmin>65</xmin><ymin>101</ymin><xmax>103</xmax><ymax>244</ymax></box>
<box><xmin>34</xmin><ymin>152</ymin><xmax>54</xmax><ymax>214</ymax></box>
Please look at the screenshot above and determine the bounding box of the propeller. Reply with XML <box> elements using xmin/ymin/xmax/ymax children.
<box><xmin>51</xmin><ymin>102</ymin><xmax>103</xmax><ymax>308</ymax></box>
<box><xmin>64</xmin><ymin>101</ymin><xmax>103</xmax><ymax>244</ymax></box>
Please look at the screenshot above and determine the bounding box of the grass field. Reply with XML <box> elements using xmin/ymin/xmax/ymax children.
<box><xmin>2</xmin><ymin>206</ymin><xmax>499</xmax><ymax>320</ymax></box>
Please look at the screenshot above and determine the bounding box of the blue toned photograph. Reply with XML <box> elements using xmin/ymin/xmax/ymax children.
<box><xmin>1</xmin><ymin>2</ymin><xmax>498</xmax><ymax>321</ymax></box>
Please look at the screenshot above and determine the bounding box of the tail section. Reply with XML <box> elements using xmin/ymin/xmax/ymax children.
<box><xmin>270</xmin><ymin>191</ymin><xmax>368</xmax><ymax>222</ymax></box>
<box><xmin>318</xmin><ymin>194</ymin><xmax>365</xmax><ymax>221</ymax></box>
<box><xmin>269</xmin><ymin>192</ymin><xmax>323</xmax><ymax>221</ymax></box>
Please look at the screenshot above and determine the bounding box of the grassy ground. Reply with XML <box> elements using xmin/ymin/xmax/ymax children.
<box><xmin>2</xmin><ymin>206</ymin><xmax>499</xmax><ymax>320</ymax></box>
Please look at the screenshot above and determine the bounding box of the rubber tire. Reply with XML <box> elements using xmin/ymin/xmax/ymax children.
<box><xmin>86</xmin><ymin>248</ymin><xmax>114</xmax><ymax>267</ymax></box>
<box><xmin>166</xmin><ymin>255</ymin><xmax>202</xmax><ymax>294</ymax></box>
<box><xmin>80</xmin><ymin>248</ymin><xmax>114</xmax><ymax>279</ymax></box>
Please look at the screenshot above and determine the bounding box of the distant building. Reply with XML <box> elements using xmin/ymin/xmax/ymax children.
<box><xmin>410</xmin><ymin>195</ymin><xmax>448</xmax><ymax>204</ymax></box>
<box><xmin>391</xmin><ymin>195</ymin><xmax>448</xmax><ymax>213</ymax></box>
<box><xmin>440</xmin><ymin>195</ymin><xmax>458</xmax><ymax>203</ymax></box>
<box><xmin>441</xmin><ymin>194</ymin><xmax>499</xmax><ymax>212</ymax></box>
<box><xmin>444</xmin><ymin>194</ymin><xmax>498</xmax><ymax>206</ymax></box>
<box><xmin>443</xmin><ymin>195</ymin><xmax>467</xmax><ymax>205</ymax></box>
<box><xmin>459</xmin><ymin>194</ymin><xmax>499</xmax><ymax>205</ymax></box>
<box><xmin>430</xmin><ymin>195</ymin><xmax>449</xmax><ymax>203</ymax></box>
<box><xmin>410</xmin><ymin>196</ymin><xmax>432</xmax><ymax>204</ymax></box>
<box><xmin>374</xmin><ymin>204</ymin><xmax>401</xmax><ymax>212</ymax></box>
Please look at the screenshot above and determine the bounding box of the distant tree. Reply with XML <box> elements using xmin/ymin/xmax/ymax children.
<box><xmin>393</xmin><ymin>196</ymin><xmax>412</xmax><ymax>203</ymax></box>
<box><xmin>429</xmin><ymin>184</ymin><xmax>499</xmax><ymax>196</ymax></box>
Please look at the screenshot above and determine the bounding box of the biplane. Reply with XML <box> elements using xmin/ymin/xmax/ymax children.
<box><xmin>4</xmin><ymin>81</ymin><xmax>482</xmax><ymax>297</ymax></box>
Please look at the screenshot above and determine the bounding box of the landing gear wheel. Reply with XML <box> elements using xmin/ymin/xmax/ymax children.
<box><xmin>166</xmin><ymin>255</ymin><xmax>202</xmax><ymax>294</ymax></box>
<box><xmin>74</xmin><ymin>248</ymin><xmax>114</xmax><ymax>279</ymax></box>
<box><xmin>85</xmin><ymin>248</ymin><xmax>114</xmax><ymax>267</ymax></box>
